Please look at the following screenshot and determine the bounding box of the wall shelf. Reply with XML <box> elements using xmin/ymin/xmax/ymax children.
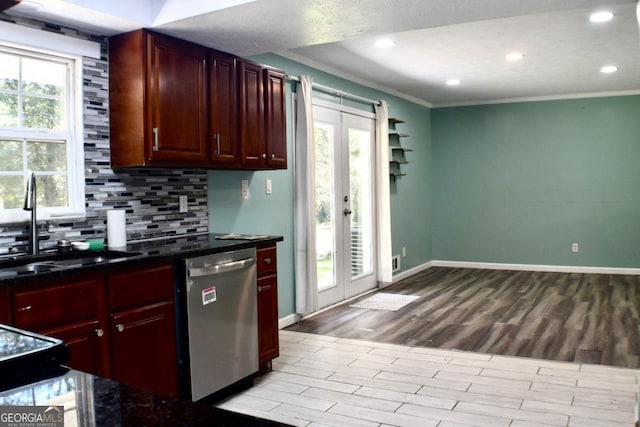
<box><xmin>388</xmin><ymin>117</ymin><xmax>410</xmax><ymax>180</ymax></box>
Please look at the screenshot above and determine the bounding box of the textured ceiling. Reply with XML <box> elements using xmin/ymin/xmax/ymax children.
<box><xmin>6</xmin><ymin>0</ymin><xmax>640</xmax><ymax>105</ymax></box>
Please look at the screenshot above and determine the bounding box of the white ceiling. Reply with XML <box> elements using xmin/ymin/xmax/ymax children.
<box><xmin>7</xmin><ymin>0</ymin><xmax>640</xmax><ymax>106</ymax></box>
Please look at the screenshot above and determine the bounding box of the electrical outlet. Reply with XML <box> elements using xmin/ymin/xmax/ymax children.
<box><xmin>402</xmin><ymin>247</ymin><xmax>407</xmax><ymax>257</ymax></box>
<box><xmin>179</xmin><ymin>195</ymin><xmax>188</xmax><ymax>213</ymax></box>
<box><xmin>572</xmin><ymin>243</ymin><xmax>579</xmax><ymax>253</ymax></box>
<box><xmin>392</xmin><ymin>255</ymin><xmax>401</xmax><ymax>272</ymax></box>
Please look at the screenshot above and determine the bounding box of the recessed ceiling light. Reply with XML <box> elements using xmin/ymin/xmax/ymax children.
<box><xmin>600</xmin><ymin>65</ymin><xmax>618</xmax><ymax>74</ymax></box>
<box><xmin>374</xmin><ymin>39</ymin><xmax>395</xmax><ymax>48</ymax></box>
<box><xmin>589</xmin><ymin>10</ymin><xmax>614</xmax><ymax>23</ymax></box>
<box><xmin>505</xmin><ymin>51</ymin><xmax>525</xmax><ymax>62</ymax></box>
<box><xmin>446</xmin><ymin>79</ymin><xmax>461</xmax><ymax>86</ymax></box>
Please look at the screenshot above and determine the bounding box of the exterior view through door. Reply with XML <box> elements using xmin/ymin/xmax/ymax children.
<box><xmin>313</xmin><ymin>103</ymin><xmax>377</xmax><ymax>309</ymax></box>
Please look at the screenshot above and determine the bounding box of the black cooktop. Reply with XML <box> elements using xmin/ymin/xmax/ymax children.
<box><xmin>0</xmin><ymin>324</ymin><xmax>69</xmax><ymax>391</ymax></box>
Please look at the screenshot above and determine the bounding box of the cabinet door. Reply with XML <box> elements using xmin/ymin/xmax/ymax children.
<box><xmin>42</xmin><ymin>320</ymin><xmax>107</xmax><ymax>377</ymax></box>
<box><xmin>209</xmin><ymin>51</ymin><xmax>238</xmax><ymax>167</ymax></box>
<box><xmin>147</xmin><ymin>32</ymin><xmax>208</xmax><ymax>165</ymax></box>
<box><xmin>238</xmin><ymin>60</ymin><xmax>264</xmax><ymax>168</ymax></box>
<box><xmin>13</xmin><ymin>276</ymin><xmax>103</xmax><ymax>331</ymax></box>
<box><xmin>263</xmin><ymin>68</ymin><xmax>287</xmax><ymax>169</ymax></box>
<box><xmin>257</xmin><ymin>275</ymin><xmax>279</xmax><ymax>365</ymax></box>
<box><xmin>108</xmin><ymin>263</ymin><xmax>174</xmax><ymax>312</ymax></box>
<box><xmin>110</xmin><ymin>301</ymin><xmax>179</xmax><ymax>396</ymax></box>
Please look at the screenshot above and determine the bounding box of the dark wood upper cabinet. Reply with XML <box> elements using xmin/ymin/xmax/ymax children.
<box><xmin>238</xmin><ymin>60</ymin><xmax>265</xmax><ymax>168</ymax></box>
<box><xmin>263</xmin><ymin>68</ymin><xmax>287</xmax><ymax>169</ymax></box>
<box><xmin>109</xmin><ymin>29</ymin><xmax>287</xmax><ymax>170</ymax></box>
<box><xmin>209</xmin><ymin>52</ymin><xmax>239</xmax><ymax>167</ymax></box>
<box><xmin>147</xmin><ymin>33</ymin><xmax>209</xmax><ymax>165</ymax></box>
<box><xmin>109</xmin><ymin>30</ymin><xmax>208</xmax><ymax>168</ymax></box>
<box><xmin>239</xmin><ymin>62</ymin><xmax>288</xmax><ymax>170</ymax></box>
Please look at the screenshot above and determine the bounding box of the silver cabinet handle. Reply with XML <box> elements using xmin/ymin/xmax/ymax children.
<box><xmin>95</xmin><ymin>328</ymin><xmax>104</xmax><ymax>337</ymax></box>
<box><xmin>270</xmin><ymin>154</ymin><xmax>276</xmax><ymax>159</ymax></box>
<box><xmin>116</xmin><ymin>324</ymin><xmax>124</xmax><ymax>332</ymax></box>
<box><xmin>261</xmin><ymin>153</ymin><xmax>267</xmax><ymax>159</ymax></box>
<box><xmin>263</xmin><ymin>257</ymin><xmax>272</xmax><ymax>264</ymax></box>
<box><xmin>152</xmin><ymin>127</ymin><xmax>159</xmax><ymax>152</ymax></box>
<box><xmin>17</xmin><ymin>305</ymin><xmax>32</xmax><ymax>312</ymax></box>
<box><xmin>213</xmin><ymin>133</ymin><xmax>220</xmax><ymax>155</ymax></box>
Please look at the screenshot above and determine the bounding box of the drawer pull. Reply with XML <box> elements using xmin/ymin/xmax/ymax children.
<box><xmin>116</xmin><ymin>324</ymin><xmax>125</xmax><ymax>332</ymax></box>
<box><xmin>17</xmin><ymin>305</ymin><xmax>32</xmax><ymax>312</ymax></box>
<box><xmin>95</xmin><ymin>328</ymin><xmax>104</xmax><ymax>337</ymax></box>
<box><xmin>263</xmin><ymin>258</ymin><xmax>272</xmax><ymax>264</ymax></box>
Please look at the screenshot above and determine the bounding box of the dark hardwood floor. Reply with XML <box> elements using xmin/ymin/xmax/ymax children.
<box><xmin>286</xmin><ymin>267</ymin><xmax>640</xmax><ymax>368</ymax></box>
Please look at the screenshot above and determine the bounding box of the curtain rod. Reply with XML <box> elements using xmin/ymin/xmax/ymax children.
<box><xmin>287</xmin><ymin>74</ymin><xmax>381</xmax><ymax>106</ymax></box>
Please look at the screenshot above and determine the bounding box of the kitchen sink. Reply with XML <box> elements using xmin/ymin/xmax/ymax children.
<box><xmin>0</xmin><ymin>249</ymin><xmax>142</xmax><ymax>273</ymax></box>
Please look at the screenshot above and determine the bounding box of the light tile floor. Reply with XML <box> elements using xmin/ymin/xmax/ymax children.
<box><xmin>217</xmin><ymin>330</ymin><xmax>640</xmax><ymax>426</ymax></box>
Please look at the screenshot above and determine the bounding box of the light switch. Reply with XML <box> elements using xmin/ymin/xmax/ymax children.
<box><xmin>241</xmin><ymin>179</ymin><xmax>249</xmax><ymax>200</ymax></box>
<box><xmin>266</xmin><ymin>179</ymin><xmax>272</xmax><ymax>195</ymax></box>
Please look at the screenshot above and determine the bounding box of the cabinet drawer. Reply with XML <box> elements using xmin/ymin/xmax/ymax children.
<box><xmin>257</xmin><ymin>247</ymin><xmax>277</xmax><ymax>277</ymax></box>
<box><xmin>108</xmin><ymin>264</ymin><xmax>174</xmax><ymax>311</ymax></box>
<box><xmin>13</xmin><ymin>277</ymin><xmax>103</xmax><ymax>331</ymax></box>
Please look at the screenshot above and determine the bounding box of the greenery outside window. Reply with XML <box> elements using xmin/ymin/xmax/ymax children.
<box><xmin>0</xmin><ymin>45</ymin><xmax>85</xmax><ymax>223</ymax></box>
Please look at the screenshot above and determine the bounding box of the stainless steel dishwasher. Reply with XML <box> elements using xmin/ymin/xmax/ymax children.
<box><xmin>183</xmin><ymin>247</ymin><xmax>257</xmax><ymax>402</ymax></box>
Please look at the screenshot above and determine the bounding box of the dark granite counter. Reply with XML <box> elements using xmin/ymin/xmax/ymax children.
<box><xmin>0</xmin><ymin>368</ymin><xmax>290</xmax><ymax>426</ymax></box>
<box><xmin>0</xmin><ymin>233</ymin><xmax>283</xmax><ymax>287</ymax></box>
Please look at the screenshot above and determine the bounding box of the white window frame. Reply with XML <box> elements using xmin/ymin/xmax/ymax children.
<box><xmin>0</xmin><ymin>43</ymin><xmax>86</xmax><ymax>223</ymax></box>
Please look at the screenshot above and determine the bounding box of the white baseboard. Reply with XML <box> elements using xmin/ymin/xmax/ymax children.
<box><xmin>432</xmin><ymin>260</ymin><xmax>640</xmax><ymax>275</ymax></box>
<box><xmin>278</xmin><ymin>313</ymin><xmax>298</xmax><ymax>329</ymax></box>
<box><xmin>390</xmin><ymin>261</ymin><xmax>434</xmax><ymax>284</ymax></box>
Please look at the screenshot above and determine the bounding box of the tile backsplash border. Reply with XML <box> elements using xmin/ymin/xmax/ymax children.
<box><xmin>0</xmin><ymin>15</ymin><xmax>209</xmax><ymax>254</ymax></box>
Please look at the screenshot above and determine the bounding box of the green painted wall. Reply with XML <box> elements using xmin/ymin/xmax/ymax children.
<box><xmin>432</xmin><ymin>95</ymin><xmax>640</xmax><ymax>267</ymax></box>
<box><xmin>208</xmin><ymin>54</ymin><xmax>432</xmax><ymax>318</ymax></box>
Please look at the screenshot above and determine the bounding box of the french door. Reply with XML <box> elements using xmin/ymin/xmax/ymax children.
<box><xmin>313</xmin><ymin>103</ymin><xmax>377</xmax><ymax>309</ymax></box>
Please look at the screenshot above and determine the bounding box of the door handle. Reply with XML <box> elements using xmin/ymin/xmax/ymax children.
<box><xmin>344</xmin><ymin>209</ymin><xmax>352</xmax><ymax>216</ymax></box>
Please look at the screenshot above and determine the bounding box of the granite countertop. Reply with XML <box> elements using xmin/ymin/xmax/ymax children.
<box><xmin>0</xmin><ymin>368</ymin><xmax>290</xmax><ymax>426</ymax></box>
<box><xmin>0</xmin><ymin>233</ymin><xmax>283</xmax><ymax>287</ymax></box>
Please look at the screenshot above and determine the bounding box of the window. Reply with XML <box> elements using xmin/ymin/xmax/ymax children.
<box><xmin>0</xmin><ymin>45</ymin><xmax>85</xmax><ymax>222</ymax></box>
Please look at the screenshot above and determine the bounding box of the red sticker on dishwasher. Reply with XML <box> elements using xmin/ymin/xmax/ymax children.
<box><xmin>202</xmin><ymin>286</ymin><xmax>217</xmax><ymax>305</ymax></box>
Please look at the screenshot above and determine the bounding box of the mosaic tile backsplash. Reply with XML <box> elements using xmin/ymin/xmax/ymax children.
<box><xmin>0</xmin><ymin>15</ymin><xmax>209</xmax><ymax>255</ymax></box>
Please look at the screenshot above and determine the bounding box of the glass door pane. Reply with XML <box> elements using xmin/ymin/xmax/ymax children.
<box><xmin>348</xmin><ymin>127</ymin><xmax>373</xmax><ymax>279</ymax></box>
<box><xmin>314</xmin><ymin>121</ymin><xmax>336</xmax><ymax>291</ymax></box>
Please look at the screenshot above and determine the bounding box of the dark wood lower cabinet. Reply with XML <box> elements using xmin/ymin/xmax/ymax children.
<box><xmin>257</xmin><ymin>246</ymin><xmax>279</xmax><ymax>373</ymax></box>
<box><xmin>42</xmin><ymin>320</ymin><xmax>106</xmax><ymax>377</ymax></box>
<box><xmin>258</xmin><ymin>275</ymin><xmax>279</xmax><ymax>365</ymax></box>
<box><xmin>8</xmin><ymin>262</ymin><xmax>179</xmax><ymax>396</ymax></box>
<box><xmin>110</xmin><ymin>301</ymin><xmax>178</xmax><ymax>396</ymax></box>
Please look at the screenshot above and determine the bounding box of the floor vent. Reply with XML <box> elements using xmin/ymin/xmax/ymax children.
<box><xmin>392</xmin><ymin>255</ymin><xmax>401</xmax><ymax>272</ymax></box>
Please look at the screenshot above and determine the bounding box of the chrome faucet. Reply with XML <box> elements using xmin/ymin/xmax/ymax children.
<box><xmin>23</xmin><ymin>172</ymin><xmax>39</xmax><ymax>255</ymax></box>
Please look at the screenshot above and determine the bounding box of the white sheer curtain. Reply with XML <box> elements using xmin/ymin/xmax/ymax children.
<box><xmin>294</xmin><ymin>75</ymin><xmax>318</xmax><ymax>316</ymax></box>
<box><xmin>375</xmin><ymin>100</ymin><xmax>393</xmax><ymax>285</ymax></box>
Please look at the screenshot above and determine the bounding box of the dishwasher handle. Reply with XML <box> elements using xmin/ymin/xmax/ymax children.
<box><xmin>188</xmin><ymin>257</ymin><xmax>255</xmax><ymax>277</ymax></box>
